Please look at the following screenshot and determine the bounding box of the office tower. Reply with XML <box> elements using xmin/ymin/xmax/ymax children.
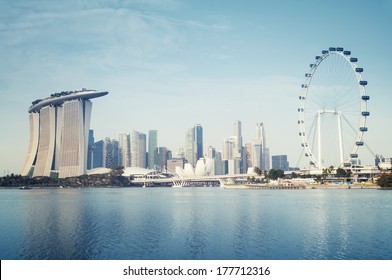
<box><xmin>194</xmin><ymin>124</ymin><xmax>203</xmax><ymax>161</ymax></box>
<box><xmin>233</xmin><ymin>120</ymin><xmax>242</xmax><ymax>155</ymax></box>
<box><xmin>156</xmin><ymin>147</ymin><xmax>168</xmax><ymax>171</ymax></box>
<box><xmin>118</xmin><ymin>132</ymin><xmax>131</xmax><ymax>168</ymax></box>
<box><xmin>252</xmin><ymin>123</ymin><xmax>267</xmax><ymax>171</ymax></box>
<box><xmin>245</xmin><ymin>143</ymin><xmax>253</xmax><ymax>169</ymax></box>
<box><xmin>148</xmin><ymin>130</ymin><xmax>158</xmax><ymax>169</ymax></box>
<box><xmin>214</xmin><ymin>151</ymin><xmax>224</xmax><ymax>175</ymax></box>
<box><xmin>21</xmin><ymin>89</ymin><xmax>108</xmax><ymax>178</ymax></box>
<box><xmin>206</xmin><ymin>146</ymin><xmax>216</xmax><ymax>159</ymax></box>
<box><xmin>223</xmin><ymin>137</ymin><xmax>235</xmax><ymax>160</ymax></box>
<box><xmin>272</xmin><ymin>155</ymin><xmax>289</xmax><ymax>171</ymax></box>
<box><xmin>185</xmin><ymin>127</ymin><xmax>194</xmax><ymax>166</ymax></box>
<box><xmin>265</xmin><ymin>148</ymin><xmax>270</xmax><ymax>171</ymax></box>
<box><xmin>131</xmin><ymin>130</ymin><xmax>146</xmax><ymax>168</ymax></box>
<box><xmin>87</xmin><ymin>129</ymin><xmax>94</xmax><ymax>170</ymax></box>
<box><xmin>176</xmin><ymin>148</ymin><xmax>185</xmax><ymax>159</ymax></box>
<box><xmin>92</xmin><ymin>140</ymin><xmax>104</xmax><ymax>168</ymax></box>
<box><xmin>184</xmin><ymin>124</ymin><xmax>203</xmax><ymax>167</ymax></box>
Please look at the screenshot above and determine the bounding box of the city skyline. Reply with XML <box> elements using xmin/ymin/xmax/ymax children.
<box><xmin>1</xmin><ymin>0</ymin><xmax>392</xmax><ymax>174</ymax></box>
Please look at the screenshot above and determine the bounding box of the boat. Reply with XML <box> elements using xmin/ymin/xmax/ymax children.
<box><xmin>19</xmin><ymin>186</ymin><xmax>32</xmax><ymax>190</ymax></box>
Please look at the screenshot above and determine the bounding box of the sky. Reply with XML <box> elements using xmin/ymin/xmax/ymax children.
<box><xmin>0</xmin><ymin>0</ymin><xmax>391</xmax><ymax>175</ymax></box>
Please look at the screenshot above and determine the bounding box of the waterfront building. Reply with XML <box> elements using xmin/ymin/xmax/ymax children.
<box><xmin>206</xmin><ymin>146</ymin><xmax>216</xmax><ymax>159</ymax></box>
<box><xmin>20</xmin><ymin>89</ymin><xmax>108</xmax><ymax>178</ymax></box>
<box><xmin>272</xmin><ymin>155</ymin><xmax>289</xmax><ymax>171</ymax></box>
<box><xmin>195</xmin><ymin>124</ymin><xmax>203</xmax><ymax>161</ymax></box>
<box><xmin>185</xmin><ymin>127</ymin><xmax>195</xmax><ymax>166</ymax></box>
<box><xmin>167</xmin><ymin>158</ymin><xmax>185</xmax><ymax>174</ymax></box>
<box><xmin>156</xmin><ymin>147</ymin><xmax>169</xmax><ymax>171</ymax></box>
<box><xmin>252</xmin><ymin>123</ymin><xmax>267</xmax><ymax>171</ymax></box>
<box><xmin>118</xmin><ymin>132</ymin><xmax>131</xmax><ymax>168</ymax></box>
<box><xmin>148</xmin><ymin>130</ymin><xmax>158</xmax><ymax>169</ymax></box>
<box><xmin>87</xmin><ymin>129</ymin><xmax>94</xmax><ymax>170</ymax></box>
<box><xmin>214</xmin><ymin>151</ymin><xmax>224</xmax><ymax>175</ymax></box>
<box><xmin>233</xmin><ymin>120</ymin><xmax>242</xmax><ymax>155</ymax></box>
<box><xmin>222</xmin><ymin>137</ymin><xmax>235</xmax><ymax>160</ymax></box>
<box><xmin>131</xmin><ymin>130</ymin><xmax>146</xmax><ymax>168</ymax></box>
<box><xmin>245</xmin><ymin>143</ymin><xmax>253</xmax><ymax>169</ymax></box>
<box><xmin>103</xmin><ymin>137</ymin><xmax>119</xmax><ymax>168</ymax></box>
<box><xmin>92</xmin><ymin>140</ymin><xmax>104</xmax><ymax>168</ymax></box>
<box><xmin>265</xmin><ymin>148</ymin><xmax>270</xmax><ymax>171</ymax></box>
<box><xmin>184</xmin><ymin>124</ymin><xmax>203</xmax><ymax>167</ymax></box>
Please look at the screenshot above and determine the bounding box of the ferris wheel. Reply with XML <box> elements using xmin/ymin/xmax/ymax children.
<box><xmin>298</xmin><ymin>47</ymin><xmax>370</xmax><ymax>169</ymax></box>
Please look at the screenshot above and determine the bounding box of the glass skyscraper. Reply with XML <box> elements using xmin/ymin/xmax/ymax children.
<box><xmin>148</xmin><ymin>130</ymin><xmax>158</xmax><ymax>169</ymax></box>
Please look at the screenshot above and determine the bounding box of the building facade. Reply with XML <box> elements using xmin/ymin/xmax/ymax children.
<box><xmin>131</xmin><ymin>130</ymin><xmax>146</xmax><ymax>168</ymax></box>
<box><xmin>148</xmin><ymin>130</ymin><xmax>158</xmax><ymax>169</ymax></box>
<box><xmin>118</xmin><ymin>132</ymin><xmax>131</xmax><ymax>168</ymax></box>
<box><xmin>21</xmin><ymin>89</ymin><xmax>108</xmax><ymax>178</ymax></box>
<box><xmin>272</xmin><ymin>155</ymin><xmax>289</xmax><ymax>171</ymax></box>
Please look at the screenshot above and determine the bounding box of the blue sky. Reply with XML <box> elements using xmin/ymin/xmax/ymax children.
<box><xmin>1</xmin><ymin>0</ymin><xmax>391</xmax><ymax>174</ymax></box>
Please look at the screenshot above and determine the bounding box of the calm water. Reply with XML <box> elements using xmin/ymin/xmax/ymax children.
<box><xmin>0</xmin><ymin>187</ymin><xmax>391</xmax><ymax>260</ymax></box>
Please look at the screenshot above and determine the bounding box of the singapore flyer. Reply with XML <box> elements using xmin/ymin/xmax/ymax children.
<box><xmin>298</xmin><ymin>47</ymin><xmax>369</xmax><ymax>170</ymax></box>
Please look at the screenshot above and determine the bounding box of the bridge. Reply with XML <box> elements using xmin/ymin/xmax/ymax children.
<box><xmin>131</xmin><ymin>174</ymin><xmax>252</xmax><ymax>187</ymax></box>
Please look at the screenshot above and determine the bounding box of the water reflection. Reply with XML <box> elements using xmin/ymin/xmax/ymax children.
<box><xmin>1</xmin><ymin>188</ymin><xmax>392</xmax><ymax>259</ymax></box>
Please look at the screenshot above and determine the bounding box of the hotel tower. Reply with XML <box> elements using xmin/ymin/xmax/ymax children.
<box><xmin>21</xmin><ymin>89</ymin><xmax>108</xmax><ymax>178</ymax></box>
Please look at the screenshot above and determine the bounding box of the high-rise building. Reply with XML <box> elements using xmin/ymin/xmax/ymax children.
<box><xmin>245</xmin><ymin>143</ymin><xmax>253</xmax><ymax>169</ymax></box>
<box><xmin>185</xmin><ymin>124</ymin><xmax>203</xmax><ymax>167</ymax></box>
<box><xmin>118</xmin><ymin>132</ymin><xmax>131</xmax><ymax>168</ymax></box>
<box><xmin>92</xmin><ymin>140</ymin><xmax>104</xmax><ymax>168</ymax></box>
<box><xmin>194</xmin><ymin>124</ymin><xmax>203</xmax><ymax>161</ymax></box>
<box><xmin>148</xmin><ymin>130</ymin><xmax>158</xmax><ymax>169</ymax></box>
<box><xmin>87</xmin><ymin>129</ymin><xmax>94</xmax><ymax>170</ymax></box>
<box><xmin>272</xmin><ymin>155</ymin><xmax>289</xmax><ymax>171</ymax></box>
<box><xmin>222</xmin><ymin>137</ymin><xmax>235</xmax><ymax>160</ymax></box>
<box><xmin>103</xmin><ymin>137</ymin><xmax>119</xmax><ymax>168</ymax></box>
<box><xmin>265</xmin><ymin>148</ymin><xmax>270</xmax><ymax>171</ymax></box>
<box><xmin>252</xmin><ymin>123</ymin><xmax>268</xmax><ymax>171</ymax></box>
<box><xmin>233</xmin><ymin>120</ymin><xmax>242</xmax><ymax>155</ymax></box>
<box><xmin>156</xmin><ymin>147</ymin><xmax>169</xmax><ymax>171</ymax></box>
<box><xmin>21</xmin><ymin>89</ymin><xmax>108</xmax><ymax>178</ymax></box>
<box><xmin>185</xmin><ymin>127</ymin><xmax>194</xmax><ymax>166</ymax></box>
<box><xmin>131</xmin><ymin>130</ymin><xmax>146</xmax><ymax>168</ymax></box>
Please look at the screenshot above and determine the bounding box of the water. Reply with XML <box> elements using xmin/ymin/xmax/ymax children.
<box><xmin>0</xmin><ymin>187</ymin><xmax>391</xmax><ymax>260</ymax></box>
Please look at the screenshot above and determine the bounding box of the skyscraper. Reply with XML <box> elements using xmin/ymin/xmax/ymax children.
<box><xmin>87</xmin><ymin>129</ymin><xmax>94</xmax><ymax>170</ymax></box>
<box><xmin>185</xmin><ymin>127</ymin><xmax>195</xmax><ymax>166</ymax></box>
<box><xmin>233</xmin><ymin>120</ymin><xmax>242</xmax><ymax>155</ymax></box>
<box><xmin>148</xmin><ymin>130</ymin><xmax>158</xmax><ymax>169</ymax></box>
<box><xmin>131</xmin><ymin>130</ymin><xmax>146</xmax><ymax>168</ymax></box>
<box><xmin>21</xmin><ymin>89</ymin><xmax>108</xmax><ymax>178</ymax></box>
<box><xmin>194</xmin><ymin>124</ymin><xmax>203</xmax><ymax>162</ymax></box>
<box><xmin>252</xmin><ymin>123</ymin><xmax>267</xmax><ymax>171</ymax></box>
<box><xmin>118</xmin><ymin>132</ymin><xmax>131</xmax><ymax>168</ymax></box>
<box><xmin>92</xmin><ymin>140</ymin><xmax>104</xmax><ymax>168</ymax></box>
<box><xmin>185</xmin><ymin>124</ymin><xmax>203</xmax><ymax>167</ymax></box>
<box><xmin>103</xmin><ymin>137</ymin><xmax>119</xmax><ymax>168</ymax></box>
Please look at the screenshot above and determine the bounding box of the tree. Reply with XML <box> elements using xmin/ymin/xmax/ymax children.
<box><xmin>377</xmin><ymin>173</ymin><xmax>392</xmax><ymax>187</ymax></box>
<box><xmin>267</xmin><ymin>169</ymin><xmax>285</xmax><ymax>180</ymax></box>
<box><xmin>254</xmin><ymin>167</ymin><xmax>262</xmax><ymax>176</ymax></box>
<box><xmin>336</xmin><ymin>168</ymin><xmax>348</xmax><ymax>177</ymax></box>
